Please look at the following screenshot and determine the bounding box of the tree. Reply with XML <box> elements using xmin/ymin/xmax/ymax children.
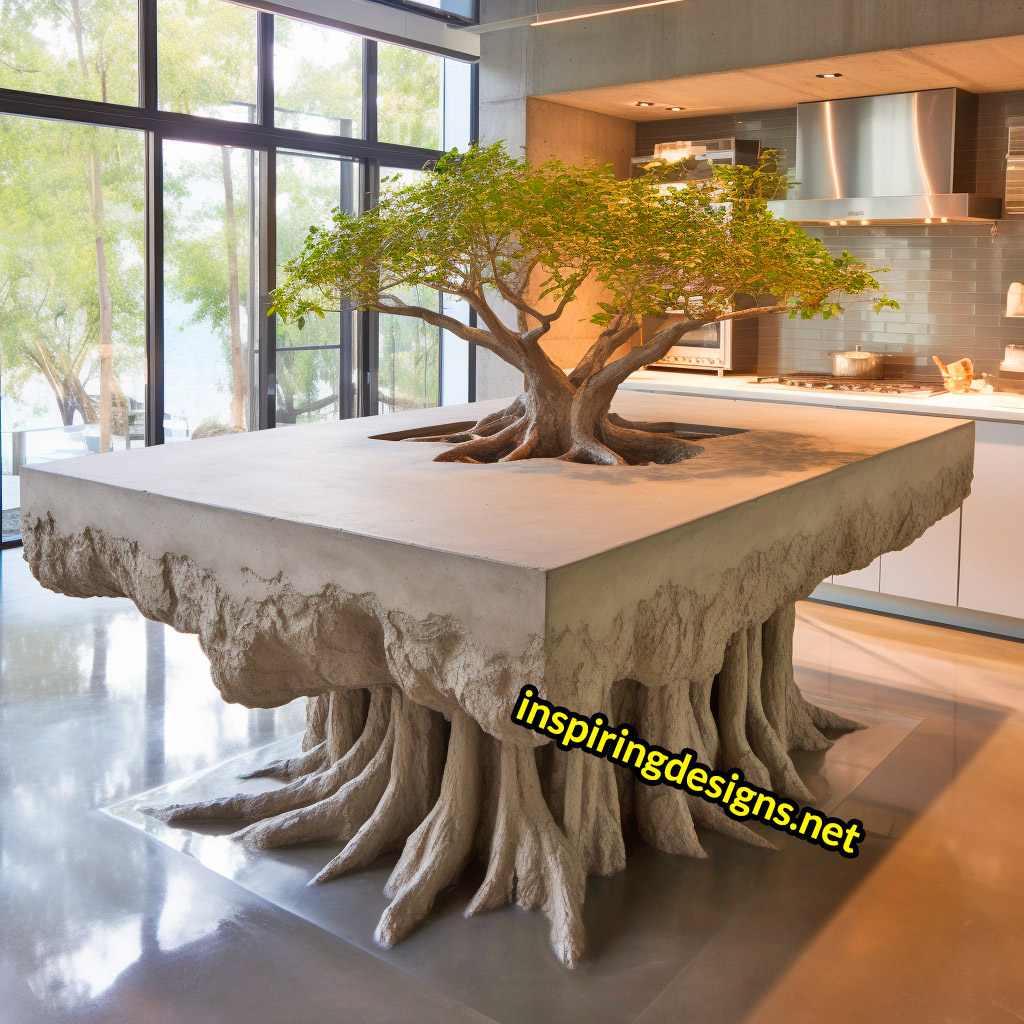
<box><xmin>0</xmin><ymin>0</ymin><xmax>143</xmax><ymax>450</ymax></box>
<box><xmin>0</xmin><ymin>115</ymin><xmax>144</xmax><ymax>437</ymax></box>
<box><xmin>273</xmin><ymin>145</ymin><xmax>897</xmax><ymax>465</ymax></box>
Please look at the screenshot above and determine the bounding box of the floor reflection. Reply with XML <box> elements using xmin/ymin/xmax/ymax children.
<box><xmin>0</xmin><ymin>550</ymin><xmax>309</xmax><ymax>1022</ymax></box>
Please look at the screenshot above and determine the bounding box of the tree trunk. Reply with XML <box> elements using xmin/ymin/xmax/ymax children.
<box><xmin>405</xmin><ymin>325</ymin><xmax>710</xmax><ymax>465</ymax></box>
<box><xmin>221</xmin><ymin>148</ymin><xmax>245</xmax><ymax>432</ymax></box>
<box><xmin>93</xmin><ymin>176</ymin><xmax>114</xmax><ymax>455</ymax></box>
<box><xmin>71</xmin><ymin>0</ymin><xmax>113</xmax><ymax>453</ymax></box>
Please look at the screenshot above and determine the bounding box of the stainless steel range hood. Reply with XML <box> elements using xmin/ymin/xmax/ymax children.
<box><xmin>767</xmin><ymin>89</ymin><xmax>1002</xmax><ymax>225</ymax></box>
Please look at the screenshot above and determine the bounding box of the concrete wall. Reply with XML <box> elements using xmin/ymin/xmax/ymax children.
<box><xmin>480</xmin><ymin>0</ymin><xmax>1024</xmax><ymax>96</ymax></box>
<box><xmin>637</xmin><ymin>93</ymin><xmax>1024</xmax><ymax>377</ymax></box>
<box><xmin>474</xmin><ymin>26</ymin><xmax>529</xmax><ymax>399</ymax></box>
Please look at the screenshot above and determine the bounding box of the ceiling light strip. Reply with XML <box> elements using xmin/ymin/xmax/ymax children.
<box><xmin>532</xmin><ymin>0</ymin><xmax>688</xmax><ymax>27</ymax></box>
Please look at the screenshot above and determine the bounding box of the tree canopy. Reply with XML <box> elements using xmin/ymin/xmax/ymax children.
<box><xmin>272</xmin><ymin>144</ymin><xmax>897</xmax><ymax>465</ymax></box>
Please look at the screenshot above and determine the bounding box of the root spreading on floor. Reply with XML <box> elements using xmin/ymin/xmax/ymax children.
<box><xmin>140</xmin><ymin>602</ymin><xmax>859</xmax><ymax>967</ymax></box>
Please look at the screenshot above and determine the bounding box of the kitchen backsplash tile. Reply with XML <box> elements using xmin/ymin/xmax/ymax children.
<box><xmin>637</xmin><ymin>93</ymin><xmax>1024</xmax><ymax>379</ymax></box>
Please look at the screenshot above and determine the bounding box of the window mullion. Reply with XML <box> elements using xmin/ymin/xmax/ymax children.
<box><xmin>363</xmin><ymin>39</ymin><xmax>378</xmax><ymax>144</ymax></box>
<box><xmin>257</xmin><ymin>12</ymin><xmax>274</xmax><ymax>128</ymax></box>
<box><xmin>144</xmin><ymin>130</ymin><xmax>164</xmax><ymax>445</ymax></box>
<box><xmin>259</xmin><ymin>148</ymin><xmax>277</xmax><ymax>430</ymax></box>
<box><xmin>357</xmin><ymin>158</ymin><xmax>380</xmax><ymax>416</ymax></box>
<box><xmin>139</xmin><ymin>0</ymin><xmax>157</xmax><ymax>110</ymax></box>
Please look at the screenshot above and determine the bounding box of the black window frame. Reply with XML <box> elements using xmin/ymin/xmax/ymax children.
<box><xmin>0</xmin><ymin>0</ymin><xmax>478</xmax><ymax>548</ymax></box>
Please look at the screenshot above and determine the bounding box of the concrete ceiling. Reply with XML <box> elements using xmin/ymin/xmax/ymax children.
<box><xmin>536</xmin><ymin>34</ymin><xmax>1024</xmax><ymax>120</ymax></box>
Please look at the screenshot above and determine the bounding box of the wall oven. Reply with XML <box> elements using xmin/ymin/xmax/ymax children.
<box><xmin>642</xmin><ymin>311</ymin><xmax>758</xmax><ymax>376</ymax></box>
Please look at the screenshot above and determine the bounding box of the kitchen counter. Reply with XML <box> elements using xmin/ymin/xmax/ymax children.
<box><xmin>622</xmin><ymin>369</ymin><xmax>1024</xmax><ymax>424</ymax></box>
<box><xmin>618</xmin><ymin>370</ymin><xmax>1024</xmax><ymax>638</ymax></box>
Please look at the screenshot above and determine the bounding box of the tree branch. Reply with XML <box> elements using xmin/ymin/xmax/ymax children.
<box><xmin>572</xmin><ymin>303</ymin><xmax>787</xmax><ymax>423</ymax></box>
<box><xmin>571</xmin><ymin>318</ymin><xmax>709</xmax><ymax>426</ymax></box>
<box><xmin>568</xmin><ymin>316</ymin><xmax>638</xmax><ymax>386</ymax></box>
<box><xmin>374</xmin><ymin>298</ymin><xmax>525</xmax><ymax>371</ymax></box>
<box><xmin>453</xmin><ymin>287</ymin><xmax>530</xmax><ymax>360</ymax></box>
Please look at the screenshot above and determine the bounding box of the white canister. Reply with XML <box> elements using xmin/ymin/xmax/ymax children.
<box><xmin>1007</xmin><ymin>282</ymin><xmax>1024</xmax><ymax>317</ymax></box>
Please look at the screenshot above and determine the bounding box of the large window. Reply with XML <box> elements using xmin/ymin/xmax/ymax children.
<box><xmin>0</xmin><ymin>0</ymin><xmax>138</xmax><ymax>105</ymax></box>
<box><xmin>1</xmin><ymin>115</ymin><xmax>145</xmax><ymax>542</ymax></box>
<box><xmin>376</xmin><ymin>168</ymin><xmax>439</xmax><ymax>413</ymax></box>
<box><xmin>163</xmin><ymin>141</ymin><xmax>257</xmax><ymax>439</ymax></box>
<box><xmin>378</xmin><ymin>45</ymin><xmax>473</xmax><ymax>150</ymax></box>
<box><xmin>275</xmin><ymin>151</ymin><xmax>359</xmax><ymax>423</ymax></box>
<box><xmin>158</xmin><ymin>0</ymin><xmax>257</xmax><ymax>122</ymax></box>
<box><xmin>0</xmin><ymin>1</ymin><xmax>476</xmax><ymax>544</ymax></box>
<box><xmin>274</xmin><ymin>16</ymin><xmax>362</xmax><ymax>138</ymax></box>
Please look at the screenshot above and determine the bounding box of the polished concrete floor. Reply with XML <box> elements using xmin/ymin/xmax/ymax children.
<box><xmin>2</xmin><ymin>547</ymin><xmax>1023</xmax><ymax>1023</ymax></box>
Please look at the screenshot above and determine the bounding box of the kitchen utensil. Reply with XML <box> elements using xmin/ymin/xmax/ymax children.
<box><xmin>933</xmin><ymin>355</ymin><xmax>974</xmax><ymax>393</ymax></box>
<box><xmin>829</xmin><ymin>345</ymin><xmax>885</xmax><ymax>378</ymax></box>
<box><xmin>1002</xmin><ymin>344</ymin><xmax>1024</xmax><ymax>368</ymax></box>
<box><xmin>997</xmin><ymin>346</ymin><xmax>1024</xmax><ymax>394</ymax></box>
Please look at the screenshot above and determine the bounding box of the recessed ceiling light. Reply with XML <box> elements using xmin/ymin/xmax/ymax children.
<box><xmin>666</xmin><ymin>106</ymin><xmax>685</xmax><ymax>111</ymax></box>
<box><xmin>635</xmin><ymin>101</ymin><xmax>656</xmax><ymax>107</ymax></box>
<box><xmin>816</xmin><ymin>72</ymin><xmax>842</xmax><ymax>79</ymax></box>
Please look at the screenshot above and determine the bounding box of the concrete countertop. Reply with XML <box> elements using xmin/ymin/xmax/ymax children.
<box><xmin>20</xmin><ymin>391</ymin><xmax>973</xmax><ymax>713</ymax></box>
<box><xmin>622</xmin><ymin>370</ymin><xmax>1024</xmax><ymax>424</ymax></box>
<box><xmin>20</xmin><ymin>391</ymin><xmax>972</xmax><ymax>574</ymax></box>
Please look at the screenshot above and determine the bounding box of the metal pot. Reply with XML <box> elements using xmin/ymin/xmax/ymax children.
<box><xmin>829</xmin><ymin>345</ymin><xmax>885</xmax><ymax>379</ymax></box>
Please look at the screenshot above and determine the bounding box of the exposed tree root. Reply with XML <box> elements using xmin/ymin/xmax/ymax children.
<box><xmin>139</xmin><ymin>601</ymin><xmax>862</xmax><ymax>967</ymax></box>
<box><xmin>401</xmin><ymin>393</ymin><xmax>714</xmax><ymax>466</ymax></box>
<box><xmin>376</xmin><ymin>708</ymin><xmax>481</xmax><ymax>947</ymax></box>
<box><xmin>303</xmin><ymin>692</ymin><xmax>330</xmax><ymax>750</ymax></box>
<box><xmin>605</xmin><ymin>412</ymin><xmax>719</xmax><ymax>441</ymax></box>
<box><xmin>548</xmin><ymin>749</ymin><xmax>626</xmax><ymax>876</ymax></box>
<box><xmin>310</xmin><ymin>694</ymin><xmax>443</xmax><ymax>883</ymax></box>
<box><xmin>241</xmin><ymin>741</ymin><xmax>327</xmax><ymax>782</ymax></box>
<box><xmin>761</xmin><ymin>603</ymin><xmax>864</xmax><ymax>752</ymax></box>
<box><xmin>467</xmin><ymin>741</ymin><xmax>586</xmax><ymax>967</ymax></box>
<box><xmin>637</xmin><ymin>680</ymin><xmax>774</xmax><ymax>856</ymax></box>
<box><xmin>142</xmin><ymin>688</ymin><xmax>386</xmax><ymax>826</ymax></box>
<box><xmin>243</xmin><ymin>689</ymin><xmax>367</xmax><ymax>781</ymax></box>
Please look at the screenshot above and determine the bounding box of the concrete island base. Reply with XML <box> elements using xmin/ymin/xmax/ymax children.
<box><xmin>20</xmin><ymin>392</ymin><xmax>975</xmax><ymax>966</ymax></box>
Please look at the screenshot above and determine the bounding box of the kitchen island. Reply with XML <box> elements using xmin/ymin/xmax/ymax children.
<box><xmin>19</xmin><ymin>391</ymin><xmax>973</xmax><ymax>965</ymax></box>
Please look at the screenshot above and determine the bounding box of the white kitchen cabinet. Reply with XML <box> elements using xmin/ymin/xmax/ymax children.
<box><xmin>833</xmin><ymin>557</ymin><xmax>881</xmax><ymax>592</ymax></box>
<box><xmin>958</xmin><ymin>421</ymin><xmax>1024</xmax><ymax>619</ymax></box>
<box><xmin>879</xmin><ymin>509</ymin><xmax>961</xmax><ymax>607</ymax></box>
